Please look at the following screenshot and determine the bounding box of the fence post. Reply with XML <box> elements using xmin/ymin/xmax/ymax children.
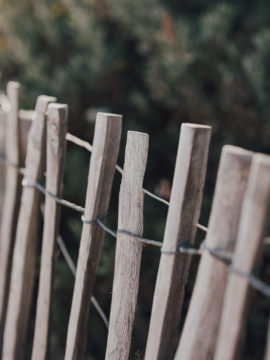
<box><xmin>2</xmin><ymin>95</ymin><xmax>56</xmax><ymax>360</ymax></box>
<box><xmin>265</xmin><ymin>319</ymin><xmax>270</xmax><ymax>360</ymax></box>
<box><xmin>19</xmin><ymin>110</ymin><xmax>33</xmax><ymax>161</ymax></box>
<box><xmin>144</xmin><ymin>123</ymin><xmax>211</xmax><ymax>360</ymax></box>
<box><xmin>175</xmin><ymin>145</ymin><xmax>253</xmax><ymax>360</ymax></box>
<box><xmin>31</xmin><ymin>104</ymin><xmax>68</xmax><ymax>360</ymax></box>
<box><xmin>214</xmin><ymin>153</ymin><xmax>270</xmax><ymax>360</ymax></box>
<box><xmin>0</xmin><ymin>82</ymin><xmax>21</xmax><ymax>341</ymax></box>
<box><xmin>0</xmin><ymin>102</ymin><xmax>6</xmax><ymax>221</ymax></box>
<box><xmin>105</xmin><ymin>131</ymin><xmax>149</xmax><ymax>360</ymax></box>
<box><xmin>64</xmin><ymin>112</ymin><xmax>122</xmax><ymax>360</ymax></box>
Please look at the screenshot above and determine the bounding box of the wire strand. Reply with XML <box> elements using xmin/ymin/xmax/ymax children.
<box><xmin>66</xmin><ymin>133</ymin><xmax>209</xmax><ymax>232</ymax></box>
<box><xmin>230</xmin><ymin>266</ymin><xmax>270</xmax><ymax>298</ymax></box>
<box><xmin>22</xmin><ymin>179</ymin><xmax>84</xmax><ymax>213</ymax></box>
<box><xmin>57</xmin><ymin>235</ymin><xmax>109</xmax><ymax>328</ymax></box>
<box><xmin>2</xmin><ymin>100</ymin><xmax>269</xmax><ymax>301</ymax></box>
<box><xmin>1</xmin><ymin>152</ymin><xmax>269</xmax><ymax>299</ymax></box>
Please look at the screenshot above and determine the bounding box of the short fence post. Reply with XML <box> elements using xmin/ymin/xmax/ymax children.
<box><xmin>19</xmin><ymin>110</ymin><xmax>33</xmax><ymax>161</ymax></box>
<box><xmin>145</xmin><ymin>123</ymin><xmax>211</xmax><ymax>360</ymax></box>
<box><xmin>0</xmin><ymin>82</ymin><xmax>21</xmax><ymax>341</ymax></box>
<box><xmin>175</xmin><ymin>145</ymin><xmax>253</xmax><ymax>360</ymax></box>
<box><xmin>31</xmin><ymin>104</ymin><xmax>68</xmax><ymax>360</ymax></box>
<box><xmin>64</xmin><ymin>112</ymin><xmax>122</xmax><ymax>360</ymax></box>
<box><xmin>2</xmin><ymin>95</ymin><xmax>56</xmax><ymax>360</ymax></box>
<box><xmin>105</xmin><ymin>131</ymin><xmax>149</xmax><ymax>360</ymax></box>
<box><xmin>214</xmin><ymin>153</ymin><xmax>270</xmax><ymax>360</ymax></box>
<box><xmin>265</xmin><ymin>319</ymin><xmax>270</xmax><ymax>360</ymax></box>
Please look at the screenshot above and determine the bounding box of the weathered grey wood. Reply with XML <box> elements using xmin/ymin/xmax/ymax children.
<box><xmin>2</xmin><ymin>95</ymin><xmax>56</xmax><ymax>360</ymax></box>
<box><xmin>105</xmin><ymin>131</ymin><xmax>149</xmax><ymax>360</ymax></box>
<box><xmin>19</xmin><ymin>110</ymin><xmax>33</xmax><ymax>161</ymax></box>
<box><xmin>31</xmin><ymin>104</ymin><xmax>68</xmax><ymax>360</ymax></box>
<box><xmin>0</xmin><ymin>107</ymin><xmax>7</xmax><ymax>223</ymax></box>
<box><xmin>64</xmin><ymin>112</ymin><xmax>122</xmax><ymax>360</ymax></box>
<box><xmin>0</xmin><ymin>108</ymin><xmax>32</xmax><ymax>237</ymax></box>
<box><xmin>0</xmin><ymin>104</ymin><xmax>32</xmax><ymax>239</ymax></box>
<box><xmin>0</xmin><ymin>82</ymin><xmax>21</xmax><ymax>340</ymax></box>
<box><xmin>144</xmin><ymin>124</ymin><xmax>211</xmax><ymax>360</ymax></box>
<box><xmin>214</xmin><ymin>153</ymin><xmax>270</xmax><ymax>360</ymax></box>
<box><xmin>174</xmin><ymin>145</ymin><xmax>253</xmax><ymax>360</ymax></box>
<box><xmin>265</xmin><ymin>319</ymin><xmax>270</xmax><ymax>360</ymax></box>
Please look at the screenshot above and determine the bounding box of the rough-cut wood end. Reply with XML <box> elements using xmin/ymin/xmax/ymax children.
<box><xmin>7</xmin><ymin>81</ymin><xmax>20</xmax><ymax>109</ymax></box>
<box><xmin>35</xmin><ymin>95</ymin><xmax>57</xmax><ymax>114</ymax></box>
<box><xmin>7</xmin><ymin>81</ymin><xmax>20</xmax><ymax>91</ymax></box>
<box><xmin>48</xmin><ymin>103</ymin><xmax>68</xmax><ymax>111</ymax></box>
<box><xmin>98</xmin><ymin>112</ymin><xmax>122</xmax><ymax>118</ymax></box>
<box><xmin>95</xmin><ymin>112</ymin><xmax>122</xmax><ymax>141</ymax></box>
<box><xmin>217</xmin><ymin>145</ymin><xmax>253</xmax><ymax>187</ymax></box>
<box><xmin>245</xmin><ymin>153</ymin><xmax>270</xmax><ymax>204</ymax></box>
<box><xmin>181</xmin><ymin>123</ymin><xmax>211</xmax><ymax>130</ymax></box>
<box><xmin>96</xmin><ymin>112</ymin><xmax>123</xmax><ymax>127</ymax></box>
<box><xmin>221</xmin><ymin>144</ymin><xmax>253</xmax><ymax>158</ymax></box>
<box><xmin>206</xmin><ymin>144</ymin><xmax>253</xmax><ymax>250</ymax></box>
<box><xmin>125</xmin><ymin>131</ymin><xmax>149</xmax><ymax>185</ymax></box>
<box><xmin>47</xmin><ymin>103</ymin><xmax>68</xmax><ymax>122</ymax></box>
<box><xmin>118</xmin><ymin>131</ymin><xmax>149</xmax><ymax>231</ymax></box>
<box><xmin>122</xmin><ymin>130</ymin><xmax>149</xmax><ymax>187</ymax></box>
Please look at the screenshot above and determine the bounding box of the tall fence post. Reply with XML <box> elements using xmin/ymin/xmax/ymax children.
<box><xmin>214</xmin><ymin>153</ymin><xmax>270</xmax><ymax>360</ymax></box>
<box><xmin>2</xmin><ymin>95</ymin><xmax>56</xmax><ymax>360</ymax></box>
<box><xmin>64</xmin><ymin>112</ymin><xmax>122</xmax><ymax>360</ymax></box>
<box><xmin>175</xmin><ymin>145</ymin><xmax>253</xmax><ymax>360</ymax></box>
<box><xmin>145</xmin><ymin>123</ymin><xmax>211</xmax><ymax>360</ymax></box>
<box><xmin>31</xmin><ymin>104</ymin><xmax>68</xmax><ymax>360</ymax></box>
<box><xmin>105</xmin><ymin>131</ymin><xmax>149</xmax><ymax>360</ymax></box>
<box><xmin>0</xmin><ymin>94</ymin><xmax>7</xmax><ymax>221</ymax></box>
<box><xmin>0</xmin><ymin>82</ymin><xmax>21</xmax><ymax>342</ymax></box>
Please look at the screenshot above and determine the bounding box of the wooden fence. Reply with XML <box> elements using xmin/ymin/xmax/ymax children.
<box><xmin>0</xmin><ymin>81</ymin><xmax>269</xmax><ymax>360</ymax></box>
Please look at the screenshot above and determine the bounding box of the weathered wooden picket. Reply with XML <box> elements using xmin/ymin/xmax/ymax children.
<box><xmin>0</xmin><ymin>81</ymin><xmax>269</xmax><ymax>360</ymax></box>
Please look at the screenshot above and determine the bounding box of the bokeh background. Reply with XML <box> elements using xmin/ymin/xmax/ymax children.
<box><xmin>0</xmin><ymin>0</ymin><xmax>270</xmax><ymax>359</ymax></box>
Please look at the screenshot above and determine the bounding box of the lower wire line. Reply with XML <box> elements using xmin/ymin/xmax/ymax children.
<box><xmin>57</xmin><ymin>236</ymin><xmax>109</xmax><ymax>329</ymax></box>
<box><xmin>0</xmin><ymin>154</ymin><xmax>269</xmax><ymax>306</ymax></box>
<box><xmin>21</xmin><ymin>175</ymin><xmax>270</xmax><ymax>300</ymax></box>
<box><xmin>117</xmin><ymin>229</ymin><xmax>163</xmax><ymax>248</ymax></box>
<box><xmin>230</xmin><ymin>266</ymin><xmax>270</xmax><ymax>299</ymax></box>
<box><xmin>95</xmin><ymin>217</ymin><xmax>270</xmax><ymax>299</ymax></box>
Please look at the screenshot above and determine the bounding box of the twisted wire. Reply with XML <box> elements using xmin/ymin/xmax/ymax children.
<box><xmin>0</xmin><ymin>148</ymin><xmax>268</xmax><ymax>300</ymax></box>
<box><xmin>57</xmin><ymin>236</ymin><xmax>109</xmax><ymax>328</ymax></box>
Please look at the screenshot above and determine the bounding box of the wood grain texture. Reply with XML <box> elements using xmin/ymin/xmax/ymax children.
<box><xmin>64</xmin><ymin>112</ymin><xmax>122</xmax><ymax>360</ymax></box>
<box><xmin>19</xmin><ymin>112</ymin><xmax>33</xmax><ymax>161</ymax></box>
<box><xmin>31</xmin><ymin>104</ymin><xmax>68</xmax><ymax>360</ymax></box>
<box><xmin>214</xmin><ymin>153</ymin><xmax>270</xmax><ymax>360</ymax></box>
<box><xmin>174</xmin><ymin>145</ymin><xmax>253</xmax><ymax>360</ymax></box>
<box><xmin>145</xmin><ymin>123</ymin><xmax>211</xmax><ymax>360</ymax></box>
<box><xmin>0</xmin><ymin>108</ymin><xmax>6</xmax><ymax>222</ymax></box>
<box><xmin>265</xmin><ymin>319</ymin><xmax>270</xmax><ymax>360</ymax></box>
<box><xmin>105</xmin><ymin>131</ymin><xmax>149</xmax><ymax>360</ymax></box>
<box><xmin>0</xmin><ymin>82</ymin><xmax>21</xmax><ymax>341</ymax></box>
<box><xmin>0</xmin><ymin>106</ymin><xmax>32</xmax><ymax>255</ymax></box>
<box><xmin>2</xmin><ymin>95</ymin><xmax>56</xmax><ymax>360</ymax></box>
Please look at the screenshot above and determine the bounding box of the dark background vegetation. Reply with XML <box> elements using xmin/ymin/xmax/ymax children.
<box><xmin>0</xmin><ymin>0</ymin><xmax>270</xmax><ymax>359</ymax></box>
